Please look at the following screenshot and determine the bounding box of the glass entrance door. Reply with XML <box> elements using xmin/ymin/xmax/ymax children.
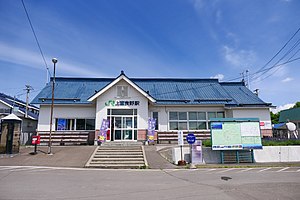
<box><xmin>112</xmin><ymin>116</ymin><xmax>133</xmax><ymax>141</ymax></box>
<box><xmin>108</xmin><ymin>109</ymin><xmax>138</xmax><ymax>141</ymax></box>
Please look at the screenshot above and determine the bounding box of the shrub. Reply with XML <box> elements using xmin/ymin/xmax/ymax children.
<box><xmin>262</xmin><ymin>139</ymin><xmax>300</xmax><ymax>146</ymax></box>
<box><xmin>202</xmin><ymin>140</ymin><xmax>212</xmax><ymax>147</ymax></box>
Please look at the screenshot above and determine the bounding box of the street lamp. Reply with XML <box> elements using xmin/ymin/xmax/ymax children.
<box><xmin>48</xmin><ymin>58</ymin><xmax>58</xmax><ymax>155</ymax></box>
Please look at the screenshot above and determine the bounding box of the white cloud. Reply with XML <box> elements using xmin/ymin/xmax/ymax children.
<box><xmin>0</xmin><ymin>42</ymin><xmax>99</xmax><ymax>77</ymax></box>
<box><xmin>281</xmin><ymin>77</ymin><xmax>293</xmax><ymax>83</ymax></box>
<box><xmin>191</xmin><ymin>0</ymin><xmax>206</xmax><ymax>10</ymax></box>
<box><xmin>271</xmin><ymin>103</ymin><xmax>295</xmax><ymax>114</ymax></box>
<box><xmin>222</xmin><ymin>45</ymin><xmax>256</xmax><ymax>68</ymax></box>
<box><xmin>211</xmin><ymin>74</ymin><xmax>224</xmax><ymax>80</ymax></box>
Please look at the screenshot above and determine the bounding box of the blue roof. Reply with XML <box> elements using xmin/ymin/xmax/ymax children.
<box><xmin>0</xmin><ymin>93</ymin><xmax>39</xmax><ymax>120</ymax></box>
<box><xmin>31</xmin><ymin>76</ymin><xmax>271</xmax><ymax>107</ymax></box>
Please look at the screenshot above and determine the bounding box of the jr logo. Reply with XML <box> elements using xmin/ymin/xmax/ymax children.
<box><xmin>105</xmin><ymin>100</ymin><xmax>115</xmax><ymax>106</ymax></box>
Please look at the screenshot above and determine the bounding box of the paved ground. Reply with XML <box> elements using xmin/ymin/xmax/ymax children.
<box><xmin>0</xmin><ymin>145</ymin><xmax>179</xmax><ymax>169</ymax></box>
<box><xmin>144</xmin><ymin>145</ymin><xmax>178</xmax><ymax>169</ymax></box>
<box><xmin>1</xmin><ymin>145</ymin><xmax>300</xmax><ymax>169</ymax></box>
<box><xmin>0</xmin><ymin>166</ymin><xmax>299</xmax><ymax>200</ymax></box>
<box><xmin>0</xmin><ymin>146</ymin><xmax>97</xmax><ymax>167</ymax></box>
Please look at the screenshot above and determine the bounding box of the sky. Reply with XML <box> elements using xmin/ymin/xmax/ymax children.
<box><xmin>0</xmin><ymin>0</ymin><xmax>299</xmax><ymax>112</ymax></box>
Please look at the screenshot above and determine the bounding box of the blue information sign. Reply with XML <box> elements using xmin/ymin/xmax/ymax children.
<box><xmin>186</xmin><ymin>133</ymin><xmax>196</xmax><ymax>144</ymax></box>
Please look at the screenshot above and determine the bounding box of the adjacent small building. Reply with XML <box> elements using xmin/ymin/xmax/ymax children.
<box><xmin>31</xmin><ymin>71</ymin><xmax>273</xmax><ymax>144</ymax></box>
<box><xmin>0</xmin><ymin>93</ymin><xmax>39</xmax><ymax>133</ymax></box>
<box><xmin>279</xmin><ymin>107</ymin><xmax>300</xmax><ymax>133</ymax></box>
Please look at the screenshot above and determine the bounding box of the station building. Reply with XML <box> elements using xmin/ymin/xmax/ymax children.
<box><xmin>32</xmin><ymin>71</ymin><xmax>273</xmax><ymax>144</ymax></box>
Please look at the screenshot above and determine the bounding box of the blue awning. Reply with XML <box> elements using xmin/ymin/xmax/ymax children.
<box><xmin>273</xmin><ymin>123</ymin><xmax>286</xmax><ymax>129</ymax></box>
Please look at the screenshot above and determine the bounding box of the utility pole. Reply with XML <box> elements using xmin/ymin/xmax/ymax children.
<box><xmin>240</xmin><ymin>71</ymin><xmax>245</xmax><ymax>84</ymax></box>
<box><xmin>246</xmin><ymin>69</ymin><xmax>250</xmax><ymax>89</ymax></box>
<box><xmin>253</xmin><ymin>89</ymin><xmax>259</xmax><ymax>96</ymax></box>
<box><xmin>24</xmin><ymin>85</ymin><xmax>34</xmax><ymax>118</ymax></box>
<box><xmin>241</xmin><ymin>70</ymin><xmax>250</xmax><ymax>88</ymax></box>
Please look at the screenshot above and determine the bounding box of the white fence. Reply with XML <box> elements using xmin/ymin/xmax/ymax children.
<box><xmin>171</xmin><ymin>146</ymin><xmax>300</xmax><ymax>164</ymax></box>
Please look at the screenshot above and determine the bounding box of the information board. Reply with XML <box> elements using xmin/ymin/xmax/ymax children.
<box><xmin>211</xmin><ymin>118</ymin><xmax>262</xmax><ymax>150</ymax></box>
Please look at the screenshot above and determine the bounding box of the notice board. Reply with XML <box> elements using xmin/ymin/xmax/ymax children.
<box><xmin>211</xmin><ymin>118</ymin><xmax>262</xmax><ymax>150</ymax></box>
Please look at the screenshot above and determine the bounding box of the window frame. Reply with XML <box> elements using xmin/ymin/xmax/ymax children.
<box><xmin>168</xmin><ymin>111</ymin><xmax>225</xmax><ymax>131</ymax></box>
<box><xmin>55</xmin><ymin>118</ymin><xmax>95</xmax><ymax>131</ymax></box>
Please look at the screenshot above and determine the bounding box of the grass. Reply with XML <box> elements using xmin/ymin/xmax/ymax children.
<box><xmin>262</xmin><ymin>139</ymin><xmax>300</xmax><ymax>146</ymax></box>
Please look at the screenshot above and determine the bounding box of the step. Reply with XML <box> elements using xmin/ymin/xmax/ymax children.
<box><xmin>90</xmin><ymin>159</ymin><xmax>145</xmax><ymax>163</ymax></box>
<box><xmin>95</xmin><ymin>152</ymin><xmax>143</xmax><ymax>155</ymax></box>
<box><xmin>97</xmin><ymin>149</ymin><xmax>142</xmax><ymax>152</ymax></box>
<box><xmin>86</xmin><ymin>146</ymin><xmax>146</xmax><ymax>169</ymax></box>
<box><xmin>87</xmin><ymin>164</ymin><xmax>145</xmax><ymax>169</ymax></box>
<box><xmin>101</xmin><ymin>141</ymin><xmax>143</xmax><ymax>146</ymax></box>
<box><xmin>91</xmin><ymin>157</ymin><xmax>144</xmax><ymax>161</ymax></box>
<box><xmin>93</xmin><ymin>154</ymin><xmax>143</xmax><ymax>158</ymax></box>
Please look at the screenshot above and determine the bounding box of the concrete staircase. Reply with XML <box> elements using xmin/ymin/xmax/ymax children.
<box><xmin>85</xmin><ymin>144</ymin><xmax>147</xmax><ymax>169</ymax></box>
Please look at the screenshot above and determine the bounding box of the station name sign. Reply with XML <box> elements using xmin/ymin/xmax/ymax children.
<box><xmin>105</xmin><ymin>100</ymin><xmax>140</xmax><ymax>107</ymax></box>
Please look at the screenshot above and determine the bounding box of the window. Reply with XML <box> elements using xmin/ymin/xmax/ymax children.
<box><xmin>208</xmin><ymin>112</ymin><xmax>216</xmax><ymax>119</ymax></box>
<box><xmin>56</xmin><ymin>119</ymin><xmax>75</xmax><ymax>131</ymax></box>
<box><xmin>56</xmin><ymin>118</ymin><xmax>95</xmax><ymax>131</ymax></box>
<box><xmin>188</xmin><ymin>112</ymin><xmax>207</xmax><ymax>130</ymax></box>
<box><xmin>116</xmin><ymin>86</ymin><xmax>128</xmax><ymax>98</ymax></box>
<box><xmin>152</xmin><ymin>112</ymin><xmax>159</xmax><ymax>130</ymax></box>
<box><xmin>0</xmin><ymin>108</ymin><xmax>10</xmax><ymax>114</ymax></box>
<box><xmin>169</xmin><ymin>112</ymin><xmax>188</xmax><ymax>130</ymax></box>
<box><xmin>86</xmin><ymin>119</ymin><xmax>95</xmax><ymax>130</ymax></box>
<box><xmin>169</xmin><ymin>111</ymin><xmax>225</xmax><ymax>131</ymax></box>
<box><xmin>76</xmin><ymin>119</ymin><xmax>85</xmax><ymax>130</ymax></box>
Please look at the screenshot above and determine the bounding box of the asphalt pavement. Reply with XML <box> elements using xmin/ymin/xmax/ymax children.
<box><xmin>1</xmin><ymin>145</ymin><xmax>300</xmax><ymax>169</ymax></box>
<box><xmin>0</xmin><ymin>166</ymin><xmax>299</xmax><ymax>200</ymax></box>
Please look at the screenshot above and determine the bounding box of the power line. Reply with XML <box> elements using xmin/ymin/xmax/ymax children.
<box><xmin>250</xmin><ymin>27</ymin><xmax>300</xmax><ymax>83</ymax></box>
<box><xmin>254</xmin><ymin>27</ymin><xmax>300</xmax><ymax>75</ymax></box>
<box><xmin>225</xmin><ymin>56</ymin><xmax>300</xmax><ymax>83</ymax></box>
<box><xmin>225</xmin><ymin>28</ymin><xmax>300</xmax><ymax>83</ymax></box>
<box><xmin>21</xmin><ymin>0</ymin><xmax>51</xmax><ymax>81</ymax></box>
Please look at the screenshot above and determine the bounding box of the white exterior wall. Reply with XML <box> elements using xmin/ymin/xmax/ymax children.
<box><xmin>37</xmin><ymin>104</ymin><xmax>96</xmax><ymax>131</ymax></box>
<box><xmin>231</xmin><ymin>108</ymin><xmax>272</xmax><ymax>129</ymax></box>
<box><xmin>149</xmin><ymin>105</ymin><xmax>225</xmax><ymax>131</ymax></box>
<box><xmin>95</xmin><ymin>80</ymin><xmax>149</xmax><ymax>130</ymax></box>
<box><xmin>171</xmin><ymin>146</ymin><xmax>300</xmax><ymax>164</ymax></box>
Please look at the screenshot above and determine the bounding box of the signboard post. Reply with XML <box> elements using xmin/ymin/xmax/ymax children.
<box><xmin>177</xmin><ymin>131</ymin><xmax>186</xmax><ymax>165</ymax></box>
<box><xmin>191</xmin><ymin>140</ymin><xmax>203</xmax><ymax>165</ymax></box>
<box><xmin>186</xmin><ymin>133</ymin><xmax>196</xmax><ymax>168</ymax></box>
<box><xmin>211</xmin><ymin>118</ymin><xmax>262</xmax><ymax>164</ymax></box>
<box><xmin>211</xmin><ymin>118</ymin><xmax>262</xmax><ymax>150</ymax></box>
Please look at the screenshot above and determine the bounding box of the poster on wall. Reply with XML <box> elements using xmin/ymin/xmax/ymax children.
<box><xmin>98</xmin><ymin>119</ymin><xmax>110</xmax><ymax>143</ymax></box>
<box><xmin>211</xmin><ymin>118</ymin><xmax>262</xmax><ymax>150</ymax></box>
<box><xmin>147</xmin><ymin>118</ymin><xmax>156</xmax><ymax>143</ymax></box>
<box><xmin>57</xmin><ymin>119</ymin><xmax>67</xmax><ymax>130</ymax></box>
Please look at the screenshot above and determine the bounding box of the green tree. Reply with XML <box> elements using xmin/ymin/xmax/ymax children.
<box><xmin>293</xmin><ymin>102</ymin><xmax>300</xmax><ymax>108</ymax></box>
<box><xmin>270</xmin><ymin>112</ymin><xmax>280</xmax><ymax>124</ymax></box>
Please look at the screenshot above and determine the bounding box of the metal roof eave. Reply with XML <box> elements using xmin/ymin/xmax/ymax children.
<box><xmin>224</xmin><ymin>103</ymin><xmax>273</xmax><ymax>108</ymax></box>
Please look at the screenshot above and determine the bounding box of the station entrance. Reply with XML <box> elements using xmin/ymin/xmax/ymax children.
<box><xmin>107</xmin><ymin>109</ymin><xmax>138</xmax><ymax>141</ymax></box>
